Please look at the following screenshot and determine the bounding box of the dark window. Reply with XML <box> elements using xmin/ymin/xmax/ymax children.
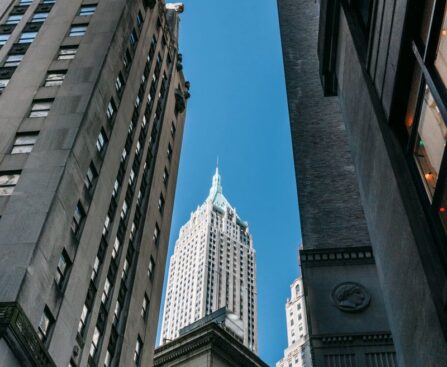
<box><xmin>106</xmin><ymin>98</ymin><xmax>117</xmax><ymax>120</ymax></box>
<box><xmin>78</xmin><ymin>304</ymin><xmax>89</xmax><ymax>335</ymax></box>
<box><xmin>141</xmin><ymin>294</ymin><xmax>149</xmax><ymax>319</ymax></box>
<box><xmin>137</xmin><ymin>12</ymin><xmax>143</xmax><ymax>28</ymax></box>
<box><xmin>167</xmin><ymin>143</ymin><xmax>173</xmax><ymax>161</ymax></box>
<box><xmin>170</xmin><ymin>121</ymin><xmax>176</xmax><ymax>138</ymax></box>
<box><xmin>153</xmin><ymin>223</ymin><xmax>160</xmax><ymax>244</ymax></box>
<box><xmin>134</xmin><ymin>336</ymin><xmax>143</xmax><ymax>364</ymax></box>
<box><xmin>55</xmin><ymin>249</ymin><xmax>71</xmax><ymax>288</ymax></box>
<box><xmin>351</xmin><ymin>0</ymin><xmax>373</xmax><ymax>31</ymax></box>
<box><xmin>129</xmin><ymin>29</ymin><xmax>138</xmax><ymax>48</ymax></box>
<box><xmin>115</xmin><ymin>72</ymin><xmax>124</xmax><ymax>95</ymax></box>
<box><xmin>11</xmin><ymin>132</ymin><xmax>38</xmax><ymax>154</ymax></box>
<box><xmin>158</xmin><ymin>194</ymin><xmax>165</xmax><ymax>214</ymax></box>
<box><xmin>84</xmin><ymin>162</ymin><xmax>97</xmax><ymax>192</ymax></box>
<box><xmin>71</xmin><ymin>202</ymin><xmax>85</xmax><ymax>236</ymax></box>
<box><xmin>89</xmin><ymin>326</ymin><xmax>101</xmax><ymax>358</ymax></box>
<box><xmin>96</xmin><ymin>128</ymin><xmax>107</xmax><ymax>153</ymax></box>
<box><xmin>37</xmin><ymin>307</ymin><xmax>54</xmax><ymax>343</ymax></box>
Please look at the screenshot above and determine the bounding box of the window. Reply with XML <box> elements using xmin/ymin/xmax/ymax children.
<box><xmin>170</xmin><ymin>122</ymin><xmax>176</xmax><ymax>137</ymax></box>
<box><xmin>113</xmin><ymin>300</ymin><xmax>121</xmax><ymax>326</ymax></box>
<box><xmin>91</xmin><ymin>256</ymin><xmax>100</xmax><ymax>281</ymax></box>
<box><xmin>11</xmin><ymin>132</ymin><xmax>38</xmax><ymax>154</ymax></box>
<box><xmin>404</xmin><ymin>2</ymin><xmax>447</xmax><ymax>235</ymax></box>
<box><xmin>55</xmin><ymin>250</ymin><xmax>71</xmax><ymax>288</ymax></box>
<box><xmin>115</xmin><ymin>72</ymin><xmax>124</xmax><ymax>94</ymax></box>
<box><xmin>121</xmin><ymin>259</ymin><xmax>129</xmax><ymax>281</ymax></box>
<box><xmin>89</xmin><ymin>327</ymin><xmax>101</xmax><ymax>358</ymax></box>
<box><xmin>111</xmin><ymin>238</ymin><xmax>120</xmax><ymax>259</ymax></box>
<box><xmin>29</xmin><ymin>100</ymin><xmax>53</xmax><ymax>117</ymax></box>
<box><xmin>351</xmin><ymin>0</ymin><xmax>373</xmax><ymax>34</ymax></box>
<box><xmin>120</xmin><ymin>201</ymin><xmax>128</xmax><ymax>220</ymax></box>
<box><xmin>129</xmin><ymin>29</ymin><xmax>138</xmax><ymax>48</ymax></box>
<box><xmin>37</xmin><ymin>307</ymin><xmax>54</xmax><ymax>343</ymax></box>
<box><xmin>101</xmin><ymin>278</ymin><xmax>111</xmax><ymax>304</ymax></box>
<box><xmin>19</xmin><ymin>0</ymin><xmax>32</xmax><ymax>5</ymax></box>
<box><xmin>0</xmin><ymin>34</ymin><xmax>10</xmax><ymax>46</ymax></box>
<box><xmin>57</xmin><ymin>45</ymin><xmax>78</xmax><ymax>60</ymax></box>
<box><xmin>4</xmin><ymin>54</ymin><xmax>24</xmax><ymax>67</ymax></box>
<box><xmin>134</xmin><ymin>336</ymin><xmax>143</xmax><ymax>364</ymax></box>
<box><xmin>167</xmin><ymin>144</ymin><xmax>173</xmax><ymax>161</ymax></box>
<box><xmin>44</xmin><ymin>71</ymin><xmax>66</xmax><ymax>87</ymax></box>
<box><xmin>96</xmin><ymin>129</ymin><xmax>107</xmax><ymax>153</ymax></box>
<box><xmin>84</xmin><ymin>163</ymin><xmax>97</xmax><ymax>192</ymax></box>
<box><xmin>19</xmin><ymin>32</ymin><xmax>37</xmax><ymax>44</ymax></box>
<box><xmin>78</xmin><ymin>304</ymin><xmax>89</xmax><ymax>335</ymax></box>
<box><xmin>79</xmin><ymin>5</ymin><xmax>96</xmax><ymax>16</ymax></box>
<box><xmin>136</xmin><ymin>12</ymin><xmax>143</xmax><ymax>28</ymax></box>
<box><xmin>0</xmin><ymin>79</ymin><xmax>9</xmax><ymax>92</ymax></box>
<box><xmin>6</xmin><ymin>15</ymin><xmax>22</xmax><ymax>24</ymax></box>
<box><xmin>31</xmin><ymin>12</ymin><xmax>49</xmax><ymax>23</ymax></box>
<box><xmin>147</xmin><ymin>256</ymin><xmax>155</xmax><ymax>279</ymax></box>
<box><xmin>0</xmin><ymin>172</ymin><xmax>20</xmax><ymax>196</ymax></box>
<box><xmin>158</xmin><ymin>194</ymin><xmax>165</xmax><ymax>214</ymax></box>
<box><xmin>103</xmin><ymin>215</ymin><xmax>110</xmax><ymax>236</ymax></box>
<box><xmin>153</xmin><ymin>223</ymin><xmax>160</xmax><ymax>244</ymax></box>
<box><xmin>71</xmin><ymin>202</ymin><xmax>85</xmax><ymax>236</ymax></box>
<box><xmin>141</xmin><ymin>294</ymin><xmax>149</xmax><ymax>319</ymax></box>
<box><xmin>112</xmin><ymin>179</ymin><xmax>119</xmax><ymax>198</ymax></box>
<box><xmin>42</xmin><ymin>0</ymin><xmax>56</xmax><ymax>3</ymax></box>
<box><xmin>106</xmin><ymin>99</ymin><xmax>116</xmax><ymax>120</ymax></box>
<box><xmin>69</xmin><ymin>25</ymin><xmax>87</xmax><ymax>37</ymax></box>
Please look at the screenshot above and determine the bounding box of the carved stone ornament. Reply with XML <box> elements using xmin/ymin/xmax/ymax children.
<box><xmin>331</xmin><ymin>282</ymin><xmax>371</xmax><ymax>312</ymax></box>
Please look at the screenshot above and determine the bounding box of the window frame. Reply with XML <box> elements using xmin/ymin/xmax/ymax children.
<box><xmin>11</xmin><ymin>132</ymin><xmax>38</xmax><ymax>154</ymax></box>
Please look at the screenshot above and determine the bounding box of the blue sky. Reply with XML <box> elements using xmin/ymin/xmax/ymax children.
<box><xmin>157</xmin><ymin>1</ymin><xmax>301</xmax><ymax>365</ymax></box>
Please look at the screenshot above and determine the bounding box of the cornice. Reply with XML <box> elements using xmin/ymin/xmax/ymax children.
<box><xmin>300</xmin><ymin>246</ymin><xmax>375</xmax><ymax>267</ymax></box>
<box><xmin>0</xmin><ymin>302</ymin><xmax>56</xmax><ymax>367</ymax></box>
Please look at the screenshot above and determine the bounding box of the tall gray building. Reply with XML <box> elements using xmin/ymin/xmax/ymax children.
<box><xmin>277</xmin><ymin>0</ymin><xmax>395</xmax><ymax>366</ymax></box>
<box><xmin>161</xmin><ymin>168</ymin><xmax>258</xmax><ymax>352</ymax></box>
<box><xmin>278</xmin><ymin>0</ymin><xmax>447</xmax><ymax>366</ymax></box>
<box><xmin>0</xmin><ymin>0</ymin><xmax>189</xmax><ymax>366</ymax></box>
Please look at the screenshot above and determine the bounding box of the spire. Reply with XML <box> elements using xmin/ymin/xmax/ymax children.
<box><xmin>209</xmin><ymin>161</ymin><xmax>222</xmax><ymax>196</ymax></box>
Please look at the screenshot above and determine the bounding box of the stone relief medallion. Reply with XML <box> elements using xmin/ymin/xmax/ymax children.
<box><xmin>331</xmin><ymin>282</ymin><xmax>371</xmax><ymax>312</ymax></box>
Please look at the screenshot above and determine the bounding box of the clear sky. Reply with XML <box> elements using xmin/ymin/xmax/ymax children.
<box><xmin>156</xmin><ymin>1</ymin><xmax>302</xmax><ymax>365</ymax></box>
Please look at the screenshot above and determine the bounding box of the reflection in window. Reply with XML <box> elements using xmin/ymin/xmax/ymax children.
<box><xmin>0</xmin><ymin>172</ymin><xmax>20</xmax><ymax>195</ymax></box>
<box><xmin>413</xmin><ymin>86</ymin><xmax>447</xmax><ymax>198</ymax></box>
<box><xmin>435</xmin><ymin>4</ymin><xmax>447</xmax><ymax>87</ymax></box>
<box><xmin>11</xmin><ymin>133</ymin><xmax>38</xmax><ymax>154</ymax></box>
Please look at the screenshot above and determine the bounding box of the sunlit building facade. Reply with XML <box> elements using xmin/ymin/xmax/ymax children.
<box><xmin>276</xmin><ymin>277</ymin><xmax>312</xmax><ymax>367</ymax></box>
<box><xmin>161</xmin><ymin>168</ymin><xmax>258</xmax><ymax>352</ymax></box>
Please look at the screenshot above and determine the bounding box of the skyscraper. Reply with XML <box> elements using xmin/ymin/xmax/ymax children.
<box><xmin>276</xmin><ymin>277</ymin><xmax>312</xmax><ymax>367</ymax></box>
<box><xmin>0</xmin><ymin>1</ymin><xmax>188</xmax><ymax>366</ymax></box>
<box><xmin>161</xmin><ymin>167</ymin><xmax>258</xmax><ymax>352</ymax></box>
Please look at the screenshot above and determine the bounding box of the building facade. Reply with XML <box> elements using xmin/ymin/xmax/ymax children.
<box><xmin>278</xmin><ymin>0</ymin><xmax>447</xmax><ymax>366</ymax></box>
<box><xmin>277</xmin><ymin>0</ymin><xmax>397</xmax><ymax>366</ymax></box>
<box><xmin>161</xmin><ymin>168</ymin><xmax>258</xmax><ymax>352</ymax></box>
<box><xmin>155</xmin><ymin>317</ymin><xmax>268</xmax><ymax>367</ymax></box>
<box><xmin>0</xmin><ymin>0</ymin><xmax>189</xmax><ymax>366</ymax></box>
<box><xmin>276</xmin><ymin>277</ymin><xmax>312</xmax><ymax>367</ymax></box>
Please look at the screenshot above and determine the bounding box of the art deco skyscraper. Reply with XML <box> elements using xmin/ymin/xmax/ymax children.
<box><xmin>161</xmin><ymin>168</ymin><xmax>258</xmax><ymax>352</ymax></box>
<box><xmin>276</xmin><ymin>277</ymin><xmax>312</xmax><ymax>367</ymax></box>
<box><xmin>0</xmin><ymin>1</ymin><xmax>189</xmax><ymax>366</ymax></box>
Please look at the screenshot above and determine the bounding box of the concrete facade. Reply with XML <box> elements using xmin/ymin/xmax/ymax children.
<box><xmin>0</xmin><ymin>0</ymin><xmax>189</xmax><ymax>366</ymax></box>
<box><xmin>278</xmin><ymin>0</ymin><xmax>447</xmax><ymax>366</ymax></box>
<box><xmin>277</xmin><ymin>0</ymin><xmax>396</xmax><ymax>366</ymax></box>
<box><xmin>161</xmin><ymin>168</ymin><xmax>258</xmax><ymax>352</ymax></box>
<box><xmin>276</xmin><ymin>277</ymin><xmax>312</xmax><ymax>367</ymax></box>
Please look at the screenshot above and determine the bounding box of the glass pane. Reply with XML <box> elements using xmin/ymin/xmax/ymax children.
<box><xmin>15</xmin><ymin>135</ymin><xmax>37</xmax><ymax>145</ymax></box>
<box><xmin>0</xmin><ymin>187</ymin><xmax>14</xmax><ymax>196</ymax></box>
<box><xmin>414</xmin><ymin>86</ymin><xmax>447</xmax><ymax>198</ymax></box>
<box><xmin>0</xmin><ymin>174</ymin><xmax>20</xmax><ymax>185</ymax></box>
<box><xmin>11</xmin><ymin>145</ymin><xmax>33</xmax><ymax>154</ymax></box>
<box><xmin>435</xmin><ymin>3</ymin><xmax>447</xmax><ymax>87</ymax></box>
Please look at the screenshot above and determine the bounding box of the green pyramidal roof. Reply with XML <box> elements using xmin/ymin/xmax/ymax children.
<box><xmin>207</xmin><ymin>167</ymin><xmax>248</xmax><ymax>227</ymax></box>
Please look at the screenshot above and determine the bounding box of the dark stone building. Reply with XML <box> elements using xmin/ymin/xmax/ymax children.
<box><xmin>0</xmin><ymin>0</ymin><xmax>189</xmax><ymax>366</ymax></box>
<box><xmin>154</xmin><ymin>312</ymin><xmax>268</xmax><ymax>367</ymax></box>
<box><xmin>277</xmin><ymin>0</ymin><xmax>447</xmax><ymax>366</ymax></box>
